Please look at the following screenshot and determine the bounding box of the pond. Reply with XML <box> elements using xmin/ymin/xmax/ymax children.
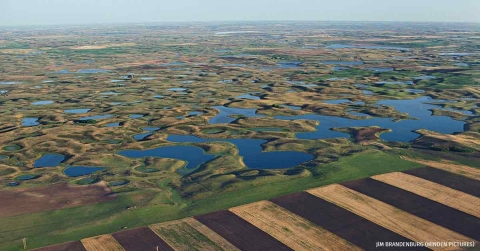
<box><xmin>3</xmin><ymin>145</ymin><xmax>22</xmax><ymax>151</ymax></box>
<box><xmin>32</xmin><ymin>100</ymin><xmax>54</xmax><ymax>105</ymax></box>
<box><xmin>80</xmin><ymin>114</ymin><xmax>113</xmax><ymax>121</ymax></box>
<box><xmin>321</xmin><ymin>61</ymin><xmax>364</xmax><ymax>65</ymax></box>
<box><xmin>134</xmin><ymin>127</ymin><xmax>160</xmax><ymax>141</ymax></box>
<box><xmin>324</xmin><ymin>99</ymin><xmax>351</xmax><ymax>105</ymax></box>
<box><xmin>278</xmin><ymin>61</ymin><xmax>303</xmax><ymax>68</ymax></box>
<box><xmin>327</xmin><ymin>44</ymin><xmax>408</xmax><ymax>51</ymax></box>
<box><xmin>141</xmin><ymin>77</ymin><xmax>157</xmax><ymax>80</ymax></box>
<box><xmin>64</xmin><ymin>109</ymin><xmax>91</xmax><ymax>114</ymax></box>
<box><xmin>34</xmin><ymin>154</ymin><xmax>65</xmax><ymax>168</ymax></box>
<box><xmin>119</xmin><ymin>145</ymin><xmax>215</xmax><ymax>169</ymax></box>
<box><xmin>209</xmin><ymin>106</ymin><xmax>264</xmax><ymax>124</ymax></box>
<box><xmin>109</xmin><ymin>180</ymin><xmax>130</xmax><ymax>186</ymax></box>
<box><xmin>166</xmin><ymin>135</ymin><xmax>314</xmax><ymax>169</ymax></box>
<box><xmin>130</xmin><ymin>114</ymin><xmax>144</xmax><ymax>119</ymax></box>
<box><xmin>168</xmin><ymin>88</ymin><xmax>187</xmax><ymax>92</ymax></box>
<box><xmin>275</xmin><ymin>96</ymin><xmax>466</xmax><ymax>142</ymax></box>
<box><xmin>282</xmin><ymin>105</ymin><xmax>302</xmax><ymax>111</ymax></box>
<box><xmin>235</xmin><ymin>94</ymin><xmax>261</xmax><ymax>100</ymax></box>
<box><xmin>154</xmin><ymin>95</ymin><xmax>165</xmax><ymax>99</ymax></box>
<box><xmin>64</xmin><ymin>166</ymin><xmax>104</xmax><ymax>177</ymax></box>
<box><xmin>189</xmin><ymin>111</ymin><xmax>203</xmax><ymax>116</ymax></box>
<box><xmin>0</xmin><ymin>81</ymin><xmax>21</xmax><ymax>85</ymax></box>
<box><xmin>105</xmin><ymin>122</ymin><xmax>121</xmax><ymax>127</ymax></box>
<box><xmin>376</xmin><ymin>81</ymin><xmax>414</xmax><ymax>85</ymax></box>
<box><xmin>15</xmin><ymin>174</ymin><xmax>40</xmax><ymax>181</ymax></box>
<box><xmin>369</xmin><ymin>67</ymin><xmax>394</xmax><ymax>72</ymax></box>
<box><xmin>22</xmin><ymin>118</ymin><xmax>39</xmax><ymax>127</ymax></box>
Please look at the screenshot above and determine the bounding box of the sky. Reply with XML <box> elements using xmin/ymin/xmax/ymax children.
<box><xmin>1</xmin><ymin>0</ymin><xmax>479</xmax><ymax>26</ymax></box>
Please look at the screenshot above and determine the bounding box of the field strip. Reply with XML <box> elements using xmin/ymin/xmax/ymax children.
<box><xmin>372</xmin><ymin>172</ymin><xmax>480</xmax><ymax>218</ymax></box>
<box><xmin>150</xmin><ymin>219</ymin><xmax>225</xmax><ymax>251</ymax></box>
<box><xmin>401</xmin><ymin>157</ymin><xmax>480</xmax><ymax>180</ymax></box>
<box><xmin>341</xmin><ymin>178</ymin><xmax>480</xmax><ymax>240</ymax></box>
<box><xmin>403</xmin><ymin>167</ymin><xmax>480</xmax><ymax>197</ymax></box>
<box><xmin>307</xmin><ymin>184</ymin><xmax>474</xmax><ymax>251</ymax></box>
<box><xmin>270</xmin><ymin>192</ymin><xmax>423</xmax><ymax>250</ymax></box>
<box><xmin>194</xmin><ymin>210</ymin><xmax>293</xmax><ymax>251</ymax></box>
<box><xmin>81</xmin><ymin>234</ymin><xmax>125</xmax><ymax>251</ymax></box>
<box><xmin>183</xmin><ymin>218</ymin><xmax>240</xmax><ymax>251</ymax></box>
<box><xmin>111</xmin><ymin>227</ymin><xmax>174</xmax><ymax>251</ymax></box>
<box><xmin>32</xmin><ymin>241</ymin><xmax>87</xmax><ymax>251</ymax></box>
<box><xmin>230</xmin><ymin>200</ymin><xmax>363</xmax><ymax>251</ymax></box>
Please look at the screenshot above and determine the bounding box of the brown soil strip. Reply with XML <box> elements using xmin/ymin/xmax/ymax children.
<box><xmin>270</xmin><ymin>192</ymin><xmax>426</xmax><ymax>251</ymax></box>
<box><xmin>194</xmin><ymin>210</ymin><xmax>293</xmax><ymax>251</ymax></box>
<box><xmin>373</xmin><ymin>172</ymin><xmax>480</xmax><ymax>218</ymax></box>
<box><xmin>341</xmin><ymin>178</ymin><xmax>480</xmax><ymax>240</ymax></box>
<box><xmin>150</xmin><ymin>219</ymin><xmax>224</xmax><ymax>251</ymax></box>
<box><xmin>183</xmin><ymin>218</ymin><xmax>239</xmax><ymax>251</ymax></box>
<box><xmin>308</xmin><ymin>184</ymin><xmax>474</xmax><ymax>251</ymax></box>
<box><xmin>400</xmin><ymin>157</ymin><xmax>480</xmax><ymax>180</ymax></box>
<box><xmin>403</xmin><ymin>167</ymin><xmax>480</xmax><ymax>197</ymax></box>
<box><xmin>81</xmin><ymin>234</ymin><xmax>125</xmax><ymax>251</ymax></box>
<box><xmin>112</xmin><ymin>227</ymin><xmax>174</xmax><ymax>251</ymax></box>
<box><xmin>0</xmin><ymin>182</ymin><xmax>116</xmax><ymax>217</ymax></box>
<box><xmin>230</xmin><ymin>200</ymin><xmax>362</xmax><ymax>251</ymax></box>
<box><xmin>32</xmin><ymin>241</ymin><xmax>87</xmax><ymax>251</ymax></box>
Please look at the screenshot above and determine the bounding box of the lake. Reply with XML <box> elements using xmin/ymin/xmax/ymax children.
<box><xmin>166</xmin><ymin>135</ymin><xmax>314</xmax><ymax>169</ymax></box>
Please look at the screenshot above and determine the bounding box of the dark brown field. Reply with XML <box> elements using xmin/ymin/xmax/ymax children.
<box><xmin>32</xmin><ymin>241</ymin><xmax>87</xmax><ymax>251</ymax></box>
<box><xmin>194</xmin><ymin>210</ymin><xmax>293</xmax><ymax>251</ymax></box>
<box><xmin>0</xmin><ymin>182</ymin><xmax>116</xmax><ymax>217</ymax></box>
<box><xmin>270</xmin><ymin>192</ymin><xmax>428</xmax><ymax>251</ymax></box>
<box><xmin>403</xmin><ymin>167</ymin><xmax>480</xmax><ymax>197</ymax></box>
<box><xmin>342</xmin><ymin>178</ymin><xmax>480</xmax><ymax>240</ymax></box>
<box><xmin>111</xmin><ymin>227</ymin><xmax>173</xmax><ymax>251</ymax></box>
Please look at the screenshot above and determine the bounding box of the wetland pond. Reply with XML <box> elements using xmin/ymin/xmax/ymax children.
<box><xmin>34</xmin><ymin>154</ymin><xmax>65</xmax><ymax>168</ymax></box>
<box><xmin>22</xmin><ymin>118</ymin><xmax>39</xmax><ymax>127</ymax></box>
<box><xmin>64</xmin><ymin>166</ymin><xmax>104</xmax><ymax>177</ymax></box>
<box><xmin>275</xmin><ymin>96</ymin><xmax>466</xmax><ymax>142</ymax></box>
<box><xmin>120</xmin><ymin>136</ymin><xmax>314</xmax><ymax>170</ymax></box>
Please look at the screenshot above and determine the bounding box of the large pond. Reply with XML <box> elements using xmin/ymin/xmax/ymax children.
<box><xmin>64</xmin><ymin>166</ymin><xmax>104</xmax><ymax>177</ymax></box>
<box><xmin>166</xmin><ymin>135</ymin><xmax>314</xmax><ymax>169</ymax></box>
<box><xmin>209</xmin><ymin>106</ymin><xmax>264</xmax><ymax>124</ymax></box>
<box><xmin>119</xmin><ymin>145</ymin><xmax>215</xmax><ymax>169</ymax></box>
<box><xmin>275</xmin><ymin>96</ymin><xmax>466</xmax><ymax>142</ymax></box>
<box><xmin>34</xmin><ymin>154</ymin><xmax>65</xmax><ymax>168</ymax></box>
<box><xmin>22</xmin><ymin>118</ymin><xmax>39</xmax><ymax>127</ymax></box>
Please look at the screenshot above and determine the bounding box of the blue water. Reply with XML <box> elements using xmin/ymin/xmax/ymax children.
<box><xmin>166</xmin><ymin>135</ymin><xmax>314</xmax><ymax>169</ymax></box>
<box><xmin>105</xmin><ymin>122</ymin><xmax>121</xmax><ymax>127</ymax></box>
<box><xmin>65</xmin><ymin>109</ymin><xmax>91</xmax><ymax>114</ymax></box>
<box><xmin>189</xmin><ymin>111</ymin><xmax>203</xmax><ymax>116</ymax></box>
<box><xmin>321</xmin><ymin>61</ymin><xmax>364</xmax><ymax>65</ymax></box>
<box><xmin>100</xmin><ymin>91</ymin><xmax>120</xmax><ymax>95</ymax></box>
<box><xmin>209</xmin><ymin>106</ymin><xmax>264</xmax><ymax>124</ymax></box>
<box><xmin>327</xmin><ymin>44</ymin><xmax>408</xmax><ymax>51</ymax></box>
<box><xmin>275</xmin><ymin>96</ymin><xmax>466</xmax><ymax>142</ymax></box>
<box><xmin>16</xmin><ymin>174</ymin><xmax>39</xmax><ymax>181</ymax></box>
<box><xmin>282</xmin><ymin>105</ymin><xmax>302</xmax><ymax>111</ymax></box>
<box><xmin>405</xmin><ymin>89</ymin><xmax>425</xmax><ymax>94</ymax></box>
<box><xmin>154</xmin><ymin>95</ymin><xmax>164</xmax><ymax>99</ymax></box>
<box><xmin>369</xmin><ymin>67</ymin><xmax>394</xmax><ymax>72</ymax></box>
<box><xmin>64</xmin><ymin>166</ymin><xmax>104</xmax><ymax>177</ymax></box>
<box><xmin>168</xmin><ymin>88</ymin><xmax>187</xmax><ymax>92</ymax></box>
<box><xmin>236</xmin><ymin>94</ymin><xmax>261</xmax><ymax>100</ymax></box>
<box><xmin>34</xmin><ymin>154</ymin><xmax>65</xmax><ymax>168</ymax></box>
<box><xmin>324</xmin><ymin>99</ymin><xmax>350</xmax><ymax>104</ymax></box>
<box><xmin>377</xmin><ymin>81</ymin><xmax>414</xmax><ymax>85</ymax></box>
<box><xmin>119</xmin><ymin>145</ymin><xmax>216</xmax><ymax>169</ymax></box>
<box><xmin>130</xmin><ymin>114</ymin><xmax>144</xmax><ymax>119</ymax></box>
<box><xmin>22</xmin><ymin>118</ymin><xmax>39</xmax><ymax>127</ymax></box>
<box><xmin>0</xmin><ymin>155</ymin><xmax>8</xmax><ymax>160</ymax></box>
<box><xmin>141</xmin><ymin>77</ymin><xmax>157</xmax><ymax>80</ymax></box>
<box><xmin>134</xmin><ymin>127</ymin><xmax>160</xmax><ymax>141</ymax></box>
<box><xmin>32</xmin><ymin>100</ymin><xmax>54</xmax><ymax>105</ymax></box>
<box><xmin>77</xmin><ymin>69</ymin><xmax>110</xmax><ymax>74</ymax></box>
<box><xmin>80</xmin><ymin>115</ymin><xmax>113</xmax><ymax>121</ymax></box>
<box><xmin>278</xmin><ymin>61</ymin><xmax>303</xmax><ymax>68</ymax></box>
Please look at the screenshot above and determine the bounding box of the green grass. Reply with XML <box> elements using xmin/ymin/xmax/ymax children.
<box><xmin>0</xmin><ymin>150</ymin><xmax>423</xmax><ymax>251</ymax></box>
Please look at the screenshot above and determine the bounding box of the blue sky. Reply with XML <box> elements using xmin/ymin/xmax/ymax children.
<box><xmin>1</xmin><ymin>0</ymin><xmax>479</xmax><ymax>26</ymax></box>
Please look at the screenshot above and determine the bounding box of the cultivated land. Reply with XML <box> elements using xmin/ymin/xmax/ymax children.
<box><xmin>33</xmin><ymin>165</ymin><xmax>480</xmax><ymax>251</ymax></box>
<box><xmin>0</xmin><ymin>21</ymin><xmax>479</xmax><ymax>250</ymax></box>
